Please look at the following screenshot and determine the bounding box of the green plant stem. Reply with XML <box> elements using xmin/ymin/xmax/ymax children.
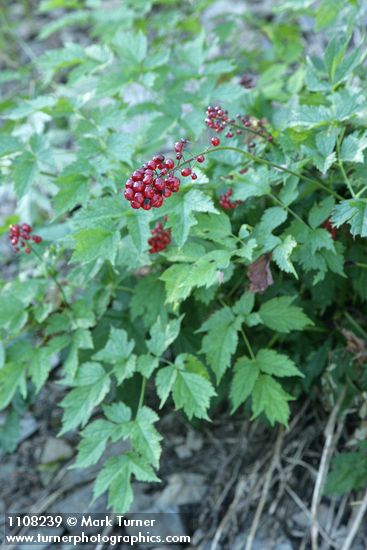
<box><xmin>269</xmin><ymin>193</ymin><xmax>309</xmax><ymax>227</ymax></box>
<box><xmin>136</xmin><ymin>376</ymin><xmax>146</xmax><ymax>416</ymax></box>
<box><xmin>356</xmin><ymin>262</ymin><xmax>367</xmax><ymax>270</ymax></box>
<box><xmin>116</xmin><ymin>285</ymin><xmax>134</xmax><ymax>293</ymax></box>
<box><xmin>29</xmin><ymin>244</ymin><xmax>70</xmax><ymax>308</ymax></box>
<box><xmin>356</xmin><ymin>186</ymin><xmax>367</xmax><ymax>198</ymax></box>
<box><xmin>337</xmin><ymin>128</ymin><xmax>355</xmax><ymax>198</ymax></box>
<box><xmin>240</xmin><ymin>327</ymin><xmax>255</xmax><ymax>359</ymax></box>
<box><xmin>203</xmin><ymin>146</ymin><xmax>343</xmax><ymax>199</ymax></box>
<box><xmin>40</xmin><ymin>170</ymin><xmax>57</xmax><ymax>178</ymax></box>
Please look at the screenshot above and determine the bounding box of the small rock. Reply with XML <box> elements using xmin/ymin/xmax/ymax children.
<box><xmin>155</xmin><ymin>473</ymin><xmax>206</xmax><ymax>508</ymax></box>
<box><xmin>19</xmin><ymin>414</ymin><xmax>38</xmax><ymax>443</ymax></box>
<box><xmin>40</xmin><ymin>437</ymin><xmax>74</xmax><ymax>464</ymax></box>
<box><xmin>175</xmin><ymin>430</ymin><xmax>203</xmax><ymax>459</ymax></box>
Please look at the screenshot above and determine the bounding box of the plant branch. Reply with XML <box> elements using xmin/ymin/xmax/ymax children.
<box><xmin>204</xmin><ymin>146</ymin><xmax>343</xmax><ymax>199</ymax></box>
<box><xmin>136</xmin><ymin>376</ymin><xmax>146</xmax><ymax>416</ymax></box>
<box><xmin>240</xmin><ymin>327</ymin><xmax>255</xmax><ymax>360</ymax></box>
<box><xmin>29</xmin><ymin>244</ymin><xmax>70</xmax><ymax>308</ymax></box>
<box><xmin>311</xmin><ymin>389</ymin><xmax>346</xmax><ymax>550</ymax></box>
<box><xmin>337</xmin><ymin>129</ymin><xmax>356</xmax><ymax>198</ymax></box>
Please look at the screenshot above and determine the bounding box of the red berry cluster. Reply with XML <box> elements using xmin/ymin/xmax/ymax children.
<box><xmin>322</xmin><ymin>218</ymin><xmax>337</xmax><ymax>240</ymax></box>
<box><xmin>8</xmin><ymin>223</ymin><xmax>42</xmax><ymax>253</ymax></box>
<box><xmin>148</xmin><ymin>221</ymin><xmax>171</xmax><ymax>254</ymax></box>
<box><xmin>123</xmin><ymin>154</ymin><xmax>181</xmax><ymax>210</ymax></box>
<box><xmin>205</xmin><ymin>105</ymin><xmax>272</xmax><ymax>143</ymax></box>
<box><xmin>219</xmin><ymin>189</ymin><xmax>242</xmax><ymax>210</ymax></box>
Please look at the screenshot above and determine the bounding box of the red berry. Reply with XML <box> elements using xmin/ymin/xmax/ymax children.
<box><xmin>21</xmin><ymin>223</ymin><xmax>32</xmax><ymax>233</ymax></box>
<box><xmin>154</xmin><ymin>178</ymin><xmax>165</xmax><ymax>191</ymax></box>
<box><xmin>142</xmin><ymin>201</ymin><xmax>152</xmax><ymax>211</ymax></box>
<box><xmin>175</xmin><ymin>142</ymin><xmax>183</xmax><ymax>152</ymax></box>
<box><xmin>191</xmin><ymin>173</ymin><xmax>197</xmax><ymax>180</ymax></box>
<box><xmin>124</xmin><ymin>188</ymin><xmax>134</xmax><ymax>201</ymax></box>
<box><xmin>164</xmin><ymin>159</ymin><xmax>175</xmax><ymax>170</ymax></box>
<box><xmin>133</xmin><ymin>181</ymin><xmax>145</xmax><ymax>193</ymax></box>
<box><xmin>25</xmin><ymin>247</ymin><xmax>31</xmax><ymax>254</ymax></box>
<box><xmin>181</xmin><ymin>167</ymin><xmax>192</xmax><ymax>177</ymax></box>
<box><xmin>197</xmin><ymin>155</ymin><xmax>205</xmax><ymax>163</ymax></box>
<box><xmin>134</xmin><ymin>192</ymin><xmax>144</xmax><ymax>205</ymax></box>
<box><xmin>32</xmin><ymin>235</ymin><xmax>42</xmax><ymax>244</ymax></box>
<box><xmin>211</xmin><ymin>137</ymin><xmax>220</xmax><ymax>146</ymax></box>
<box><xmin>132</xmin><ymin>170</ymin><xmax>144</xmax><ymax>182</ymax></box>
<box><xmin>153</xmin><ymin>154</ymin><xmax>165</xmax><ymax>163</ymax></box>
<box><xmin>131</xmin><ymin>201</ymin><xmax>141</xmax><ymax>209</ymax></box>
<box><xmin>176</xmin><ymin>152</ymin><xmax>183</xmax><ymax>160</ymax></box>
<box><xmin>144</xmin><ymin>186</ymin><xmax>154</xmax><ymax>199</ymax></box>
<box><xmin>125</xmin><ymin>178</ymin><xmax>134</xmax><ymax>189</ymax></box>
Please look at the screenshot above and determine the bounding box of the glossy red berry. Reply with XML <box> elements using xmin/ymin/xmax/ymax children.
<box><xmin>133</xmin><ymin>181</ymin><xmax>145</xmax><ymax>193</ymax></box>
<box><xmin>154</xmin><ymin>178</ymin><xmax>165</xmax><ymax>191</ymax></box>
<box><xmin>164</xmin><ymin>159</ymin><xmax>175</xmax><ymax>170</ymax></box>
<box><xmin>181</xmin><ymin>167</ymin><xmax>192</xmax><ymax>177</ymax></box>
<box><xmin>124</xmin><ymin>188</ymin><xmax>134</xmax><ymax>201</ymax></box>
<box><xmin>197</xmin><ymin>155</ymin><xmax>205</xmax><ymax>163</ymax></box>
<box><xmin>32</xmin><ymin>235</ymin><xmax>42</xmax><ymax>244</ymax></box>
<box><xmin>148</xmin><ymin>221</ymin><xmax>171</xmax><ymax>254</ymax></box>
<box><xmin>134</xmin><ymin>192</ymin><xmax>144</xmax><ymax>205</ymax></box>
<box><xmin>191</xmin><ymin>173</ymin><xmax>197</xmax><ymax>180</ymax></box>
<box><xmin>211</xmin><ymin>137</ymin><xmax>220</xmax><ymax>146</ymax></box>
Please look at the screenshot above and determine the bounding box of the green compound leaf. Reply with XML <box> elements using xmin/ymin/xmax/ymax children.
<box><xmin>71</xmin><ymin>228</ymin><xmax>120</xmax><ymax>264</ymax></box>
<box><xmin>252</xmin><ymin>374</ymin><xmax>294</xmax><ymax>426</ymax></box>
<box><xmin>272</xmin><ymin>235</ymin><xmax>298</xmax><ymax>278</ymax></box>
<box><xmin>60</xmin><ymin>362</ymin><xmax>110</xmax><ymax>433</ymax></box>
<box><xmin>255</xmin><ymin>349</ymin><xmax>303</xmax><ymax>378</ymax></box>
<box><xmin>130</xmin><ymin>406</ymin><xmax>162</xmax><ymax>468</ymax></box>
<box><xmin>230</xmin><ymin>349</ymin><xmax>302</xmax><ymax>415</ymax></box>
<box><xmin>331</xmin><ymin>199</ymin><xmax>367</xmax><ymax>237</ymax></box>
<box><xmin>166</xmin><ymin>189</ymin><xmax>218</xmax><ymax>247</ymax></box>
<box><xmin>258</xmin><ymin>296</ymin><xmax>313</xmax><ymax>333</ymax></box>
<box><xmin>230</xmin><ymin>356</ymin><xmax>259</xmax><ymax>413</ymax></box>
<box><xmin>156</xmin><ymin>354</ymin><xmax>216</xmax><ymax>419</ymax></box>
<box><xmin>13</xmin><ymin>151</ymin><xmax>39</xmax><ymax>198</ymax></box>
<box><xmin>93</xmin><ymin>327</ymin><xmax>135</xmax><ymax>364</ymax></box>
<box><xmin>147</xmin><ymin>316</ymin><xmax>183</xmax><ymax>357</ymax></box>
<box><xmin>199</xmin><ymin>307</ymin><xmax>243</xmax><ymax>382</ymax></box>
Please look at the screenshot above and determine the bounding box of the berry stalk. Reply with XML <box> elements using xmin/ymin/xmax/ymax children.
<box><xmin>28</xmin><ymin>243</ymin><xmax>70</xmax><ymax>308</ymax></box>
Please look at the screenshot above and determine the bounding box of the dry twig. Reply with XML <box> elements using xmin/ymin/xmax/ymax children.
<box><xmin>245</xmin><ymin>428</ymin><xmax>284</xmax><ymax>550</ymax></box>
<box><xmin>340</xmin><ymin>487</ymin><xmax>367</xmax><ymax>550</ymax></box>
<box><xmin>310</xmin><ymin>389</ymin><xmax>346</xmax><ymax>550</ymax></box>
